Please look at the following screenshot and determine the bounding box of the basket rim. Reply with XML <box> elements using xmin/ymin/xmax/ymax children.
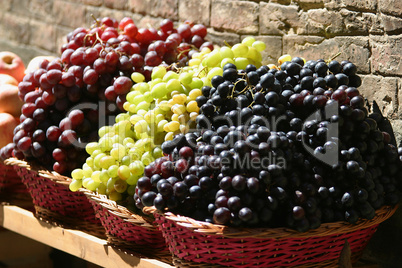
<box><xmin>145</xmin><ymin>205</ymin><xmax>398</xmax><ymax>239</ymax></box>
<box><xmin>4</xmin><ymin>157</ymin><xmax>71</xmax><ymax>186</ymax></box>
<box><xmin>80</xmin><ymin>188</ymin><xmax>157</xmax><ymax>230</ymax></box>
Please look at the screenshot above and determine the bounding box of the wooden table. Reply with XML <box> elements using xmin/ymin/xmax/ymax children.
<box><xmin>0</xmin><ymin>203</ymin><xmax>173</xmax><ymax>268</ymax></box>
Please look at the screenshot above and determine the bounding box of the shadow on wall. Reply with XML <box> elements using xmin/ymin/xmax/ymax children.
<box><xmin>362</xmin><ymin>201</ymin><xmax>402</xmax><ymax>268</ymax></box>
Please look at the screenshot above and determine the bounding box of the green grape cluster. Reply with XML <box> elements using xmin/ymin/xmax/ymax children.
<box><xmin>69</xmin><ymin>37</ymin><xmax>266</xmax><ymax>202</ymax></box>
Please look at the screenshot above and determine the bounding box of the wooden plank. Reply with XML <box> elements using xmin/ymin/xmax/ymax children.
<box><xmin>0</xmin><ymin>204</ymin><xmax>173</xmax><ymax>268</ymax></box>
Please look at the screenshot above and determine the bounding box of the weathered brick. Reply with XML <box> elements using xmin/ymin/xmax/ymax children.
<box><xmin>0</xmin><ymin>13</ymin><xmax>31</xmax><ymax>45</ymax></box>
<box><xmin>371</xmin><ymin>34</ymin><xmax>402</xmax><ymax>76</ymax></box>
<box><xmin>271</xmin><ymin>0</ymin><xmax>292</xmax><ymax>5</ymax></box>
<box><xmin>363</xmin><ymin>12</ymin><xmax>384</xmax><ymax>34</ymax></box>
<box><xmin>378</xmin><ymin>0</ymin><xmax>402</xmax><ymax>16</ymax></box>
<box><xmin>206</xmin><ymin>29</ymin><xmax>240</xmax><ymax>47</ymax></box>
<box><xmin>137</xmin><ymin>16</ymin><xmax>164</xmax><ymax>29</ymax></box>
<box><xmin>178</xmin><ymin>0</ymin><xmax>211</xmax><ymax>26</ymax></box>
<box><xmin>0</xmin><ymin>0</ymin><xmax>12</xmax><ymax>11</ymax></box>
<box><xmin>55</xmin><ymin>26</ymin><xmax>72</xmax><ymax>54</ymax></box>
<box><xmin>211</xmin><ymin>0</ymin><xmax>259</xmax><ymax>34</ymax></box>
<box><xmin>341</xmin><ymin>0</ymin><xmax>376</xmax><ymax>12</ymax></box>
<box><xmin>298</xmin><ymin>8</ymin><xmax>374</xmax><ymax>36</ymax></box>
<box><xmin>341</xmin><ymin>9</ymin><xmax>373</xmax><ymax>35</ymax></box>
<box><xmin>294</xmin><ymin>0</ymin><xmax>324</xmax><ymax>10</ymax></box>
<box><xmin>0</xmin><ymin>39</ymin><xmax>56</xmax><ymax>65</ymax></box>
<box><xmin>298</xmin><ymin>9</ymin><xmax>344</xmax><ymax>35</ymax></box>
<box><xmin>251</xmin><ymin>35</ymin><xmax>283</xmax><ymax>65</ymax></box>
<box><xmin>29</xmin><ymin>20</ymin><xmax>57</xmax><ymax>52</ymax></box>
<box><xmin>259</xmin><ymin>3</ymin><xmax>300</xmax><ymax>35</ymax></box>
<box><xmin>10</xmin><ymin>0</ymin><xmax>31</xmax><ymax>17</ymax></box>
<box><xmin>81</xmin><ymin>0</ymin><xmax>103</xmax><ymax>6</ymax></box>
<box><xmin>391</xmin><ymin>119</ymin><xmax>402</xmax><ymax>147</ymax></box>
<box><xmin>84</xmin><ymin>6</ymin><xmax>102</xmax><ymax>27</ymax></box>
<box><xmin>380</xmin><ymin>14</ymin><xmax>402</xmax><ymax>34</ymax></box>
<box><xmin>283</xmin><ymin>35</ymin><xmax>370</xmax><ymax>73</ymax></box>
<box><xmin>53</xmin><ymin>0</ymin><xmax>86</xmax><ymax>28</ymax></box>
<box><xmin>95</xmin><ymin>8</ymin><xmax>128</xmax><ymax>23</ymax></box>
<box><xmin>359</xmin><ymin>75</ymin><xmax>398</xmax><ymax>117</ymax></box>
<box><xmin>29</xmin><ymin>0</ymin><xmax>54</xmax><ymax>22</ymax></box>
<box><xmin>104</xmin><ymin>0</ymin><xmax>127</xmax><ymax>10</ymax></box>
<box><xmin>128</xmin><ymin>0</ymin><xmax>178</xmax><ymax>20</ymax></box>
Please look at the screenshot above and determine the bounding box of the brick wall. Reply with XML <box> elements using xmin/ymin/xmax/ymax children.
<box><xmin>0</xmin><ymin>0</ymin><xmax>401</xmax><ymax>265</ymax></box>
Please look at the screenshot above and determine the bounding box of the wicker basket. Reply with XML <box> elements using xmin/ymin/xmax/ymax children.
<box><xmin>0</xmin><ymin>160</ymin><xmax>31</xmax><ymax>203</ymax></box>
<box><xmin>81</xmin><ymin>189</ymin><xmax>172</xmax><ymax>264</ymax></box>
<box><xmin>146</xmin><ymin>205</ymin><xmax>398</xmax><ymax>268</ymax></box>
<box><xmin>4</xmin><ymin>158</ymin><xmax>105</xmax><ymax>238</ymax></box>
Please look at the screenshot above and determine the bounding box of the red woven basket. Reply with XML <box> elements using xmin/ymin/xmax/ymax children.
<box><xmin>0</xmin><ymin>160</ymin><xmax>30</xmax><ymax>202</ymax></box>
<box><xmin>4</xmin><ymin>158</ymin><xmax>105</xmax><ymax>238</ymax></box>
<box><xmin>81</xmin><ymin>189</ymin><xmax>172</xmax><ymax>264</ymax></box>
<box><xmin>147</xmin><ymin>205</ymin><xmax>398</xmax><ymax>268</ymax></box>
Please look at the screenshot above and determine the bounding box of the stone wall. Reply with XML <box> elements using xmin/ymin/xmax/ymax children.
<box><xmin>0</xmin><ymin>0</ymin><xmax>401</xmax><ymax>266</ymax></box>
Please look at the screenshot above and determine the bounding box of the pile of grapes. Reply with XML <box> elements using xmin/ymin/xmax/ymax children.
<box><xmin>68</xmin><ymin>37</ymin><xmax>266</xmax><ymax>203</ymax></box>
<box><xmin>0</xmin><ymin>17</ymin><xmax>211</xmax><ymax>176</ymax></box>
<box><xmin>136</xmin><ymin>56</ymin><xmax>402</xmax><ymax>231</ymax></box>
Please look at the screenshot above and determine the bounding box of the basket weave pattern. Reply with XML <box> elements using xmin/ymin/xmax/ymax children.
<box><xmin>0</xmin><ymin>160</ymin><xmax>28</xmax><ymax>195</ymax></box>
<box><xmin>83</xmin><ymin>189</ymin><xmax>172</xmax><ymax>263</ymax></box>
<box><xmin>6</xmin><ymin>158</ymin><xmax>105</xmax><ymax>237</ymax></box>
<box><xmin>152</xmin><ymin>205</ymin><xmax>397</xmax><ymax>268</ymax></box>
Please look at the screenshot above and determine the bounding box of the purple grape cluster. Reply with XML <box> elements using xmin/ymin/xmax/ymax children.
<box><xmin>135</xmin><ymin>58</ymin><xmax>402</xmax><ymax>231</ymax></box>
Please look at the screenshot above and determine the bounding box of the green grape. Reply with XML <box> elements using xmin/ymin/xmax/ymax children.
<box><xmin>91</xmin><ymin>170</ymin><xmax>101</xmax><ymax>182</ymax></box>
<box><xmin>163</xmin><ymin>71</ymin><xmax>179</xmax><ymax>81</ymax></box>
<box><xmin>86</xmin><ymin>142</ymin><xmax>99</xmax><ymax>155</ymax></box>
<box><xmin>152</xmin><ymin>147</ymin><xmax>163</xmax><ymax>159</ymax></box>
<box><xmin>151</xmin><ymin>82</ymin><xmax>168</xmax><ymax>99</ymax></box>
<box><xmin>108</xmin><ymin>165</ymin><xmax>119</xmax><ymax>178</ymax></box>
<box><xmin>204</xmin><ymin>50</ymin><xmax>222</xmax><ymax>67</ymax></box>
<box><xmin>135</xmin><ymin>101</ymin><xmax>151</xmax><ymax>113</ymax></box>
<box><xmin>141</xmin><ymin>151</ymin><xmax>154</xmax><ymax>166</ymax></box>
<box><xmin>235</xmin><ymin>57</ymin><xmax>250</xmax><ymax>70</ymax></box>
<box><xmin>131</xmin><ymin>72</ymin><xmax>145</xmax><ymax>83</ymax></box>
<box><xmin>129</xmin><ymin>160</ymin><xmax>144</xmax><ymax>176</ymax></box>
<box><xmin>117</xmin><ymin>165</ymin><xmax>131</xmax><ymax>180</ymax></box>
<box><xmin>242</xmin><ymin>36</ymin><xmax>256</xmax><ymax>46</ymax></box>
<box><xmin>166</xmin><ymin>79</ymin><xmax>182</xmax><ymax>93</ymax></box>
<box><xmin>134</xmin><ymin>120</ymin><xmax>149</xmax><ymax>134</ymax></box>
<box><xmin>69</xmin><ymin>179</ymin><xmax>82</xmax><ymax>192</ymax></box>
<box><xmin>207</xmin><ymin>67</ymin><xmax>223</xmax><ymax>80</ymax></box>
<box><xmin>220</xmin><ymin>58</ymin><xmax>235</xmax><ymax>68</ymax></box>
<box><xmin>189</xmin><ymin>77</ymin><xmax>203</xmax><ymax>89</ymax></box>
<box><xmin>99</xmin><ymin>170</ymin><xmax>110</xmax><ymax>183</ymax></box>
<box><xmin>132</xmin><ymin>94</ymin><xmax>145</xmax><ymax>105</ymax></box>
<box><xmin>123</xmin><ymin>137</ymin><xmax>135</xmax><ymax>146</ymax></box>
<box><xmin>219</xmin><ymin>46</ymin><xmax>235</xmax><ymax>59</ymax></box>
<box><xmin>97</xmin><ymin>183</ymin><xmax>107</xmax><ymax>195</ymax></box>
<box><xmin>127</xmin><ymin>174</ymin><xmax>139</xmax><ymax>186</ymax></box>
<box><xmin>143</xmin><ymin>92</ymin><xmax>153</xmax><ymax>103</ymax></box>
<box><xmin>71</xmin><ymin>168</ymin><xmax>84</xmax><ymax>180</ymax></box>
<box><xmin>114</xmin><ymin>179</ymin><xmax>128</xmax><ymax>193</ymax></box>
<box><xmin>179</xmin><ymin>72</ymin><xmax>193</xmax><ymax>85</ymax></box>
<box><xmin>107</xmin><ymin>177</ymin><xmax>118</xmax><ymax>191</ymax></box>
<box><xmin>127</xmin><ymin>185</ymin><xmax>136</xmax><ymax>196</ymax></box>
<box><xmin>121</xmin><ymin>155</ymin><xmax>131</xmax><ymax>166</ymax></box>
<box><xmin>94</xmin><ymin>153</ymin><xmax>106</xmax><ymax>168</ymax></box>
<box><xmin>83</xmin><ymin>165</ymin><xmax>93</xmax><ymax>178</ymax></box>
<box><xmin>232</xmin><ymin>44</ymin><xmax>249</xmax><ymax>57</ymax></box>
<box><xmin>99</xmin><ymin>155</ymin><xmax>115</xmax><ymax>169</ymax></box>
<box><xmin>252</xmin><ymin>40</ymin><xmax>266</xmax><ymax>52</ymax></box>
<box><xmin>82</xmin><ymin>177</ymin><xmax>92</xmax><ymax>189</ymax></box>
<box><xmin>151</xmin><ymin>66</ymin><xmax>167</xmax><ymax>80</ymax></box>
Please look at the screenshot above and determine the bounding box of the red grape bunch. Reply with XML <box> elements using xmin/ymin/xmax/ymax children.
<box><xmin>0</xmin><ymin>16</ymin><xmax>212</xmax><ymax>176</ymax></box>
